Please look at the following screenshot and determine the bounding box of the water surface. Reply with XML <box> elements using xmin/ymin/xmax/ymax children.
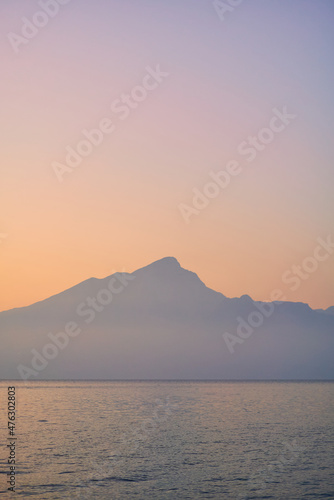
<box><xmin>0</xmin><ymin>381</ymin><xmax>333</xmax><ymax>499</ymax></box>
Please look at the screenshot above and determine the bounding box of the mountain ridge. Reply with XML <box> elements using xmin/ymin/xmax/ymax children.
<box><xmin>0</xmin><ymin>257</ymin><xmax>333</xmax><ymax>380</ymax></box>
<box><xmin>1</xmin><ymin>256</ymin><xmax>330</xmax><ymax>314</ymax></box>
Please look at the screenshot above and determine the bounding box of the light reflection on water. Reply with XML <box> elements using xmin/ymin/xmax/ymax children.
<box><xmin>0</xmin><ymin>381</ymin><xmax>333</xmax><ymax>499</ymax></box>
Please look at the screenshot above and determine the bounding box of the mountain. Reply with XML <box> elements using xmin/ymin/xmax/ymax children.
<box><xmin>316</xmin><ymin>305</ymin><xmax>334</xmax><ymax>315</ymax></box>
<box><xmin>1</xmin><ymin>257</ymin><xmax>333</xmax><ymax>380</ymax></box>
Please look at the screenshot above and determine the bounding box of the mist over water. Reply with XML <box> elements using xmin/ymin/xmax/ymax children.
<box><xmin>0</xmin><ymin>381</ymin><xmax>333</xmax><ymax>499</ymax></box>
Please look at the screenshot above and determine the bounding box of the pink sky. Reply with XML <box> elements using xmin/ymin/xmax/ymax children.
<box><xmin>0</xmin><ymin>0</ymin><xmax>333</xmax><ymax>311</ymax></box>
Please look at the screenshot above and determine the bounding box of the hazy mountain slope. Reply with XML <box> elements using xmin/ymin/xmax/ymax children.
<box><xmin>0</xmin><ymin>257</ymin><xmax>333</xmax><ymax>380</ymax></box>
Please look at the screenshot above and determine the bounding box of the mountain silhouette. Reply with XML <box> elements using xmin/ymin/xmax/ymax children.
<box><xmin>1</xmin><ymin>257</ymin><xmax>333</xmax><ymax>380</ymax></box>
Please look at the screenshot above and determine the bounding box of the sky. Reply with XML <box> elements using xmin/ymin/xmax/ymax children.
<box><xmin>0</xmin><ymin>0</ymin><xmax>333</xmax><ymax>311</ymax></box>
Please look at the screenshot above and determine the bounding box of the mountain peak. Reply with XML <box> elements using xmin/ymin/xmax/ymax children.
<box><xmin>153</xmin><ymin>256</ymin><xmax>181</xmax><ymax>267</ymax></box>
<box><xmin>135</xmin><ymin>257</ymin><xmax>184</xmax><ymax>279</ymax></box>
<box><xmin>137</xmin><ymin>256</ymin><xmax>181</xmax><ymax>273</ymax></box>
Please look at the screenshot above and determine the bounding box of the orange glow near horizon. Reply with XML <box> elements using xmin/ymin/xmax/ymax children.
<box><xmin>1</xmin><ymin>1</ymin><xmax>333</xmax><ymax>312</ymax></box>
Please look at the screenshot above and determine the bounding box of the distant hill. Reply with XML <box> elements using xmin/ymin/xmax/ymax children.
<box><xmin>1</xmin><ymin>257</ymin><xmax>333</xmax><ymax>380</ymax></box>
<box><xmin>316</xmin><ymin>305</ymin><xmax>334</xmax><ymax>315</ymax></box>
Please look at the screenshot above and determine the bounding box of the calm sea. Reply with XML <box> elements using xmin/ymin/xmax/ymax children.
<box><xmin>0</xmin><ymin>381</ymin><xmax>333</xmax><ymax>499</ymax></box>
